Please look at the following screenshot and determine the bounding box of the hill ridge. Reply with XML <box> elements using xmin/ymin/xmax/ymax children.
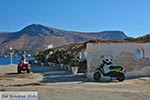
<box><xmin>0</xmin><ymin>24</ymin><xmax>128</xmax><ymax>55</ymax></box>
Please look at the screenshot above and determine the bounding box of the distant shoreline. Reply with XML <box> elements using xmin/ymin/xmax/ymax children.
<box><xmin>0</xmin><ymin>56</ymin><xmax>34</xmax><ymax>65</ymax></box>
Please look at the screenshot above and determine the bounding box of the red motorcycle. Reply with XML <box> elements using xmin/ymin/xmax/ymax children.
<box><xmin>17</xmin><ymin>55</ymin><xmax>31</xmax><ymax>74</ymax></box>
<box><xmin>17</xmin><ymin>56</ymin><xmax>30</xmax><ymax>74</ymax></box>
<box><xmin>17</xmin><ymin>63</ymin><xmax>31</xmax><ymax>74</ymax></box>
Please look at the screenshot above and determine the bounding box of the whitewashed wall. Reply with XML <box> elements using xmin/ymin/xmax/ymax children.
<box><xmin>87</xmin><ymin>43</ymin><xmax>150</xmax><ymax>79</ymax></box>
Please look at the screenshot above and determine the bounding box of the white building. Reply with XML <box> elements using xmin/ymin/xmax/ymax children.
<box><xmin>87</xmin><ymin>43</ymin><xmax>150</xmax><ymax>79</ymax></box>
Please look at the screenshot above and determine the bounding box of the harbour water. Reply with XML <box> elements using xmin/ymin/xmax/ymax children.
<box><xmin>0</xmin><ymin>56</ymin><xmax>34</xmax><ymax>65</ymax></box>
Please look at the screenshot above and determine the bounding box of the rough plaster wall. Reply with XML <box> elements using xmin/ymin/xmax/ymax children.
<box><xmin>87</xmin><ymin>43</ymin><xmax>150</xmax><ymax>79</ymax></box>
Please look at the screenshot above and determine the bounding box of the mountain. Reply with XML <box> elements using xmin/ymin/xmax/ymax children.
<box><xmin>0</xmin><ymin>24</ymin><xmax>128</xmax><ymax>55</ymax></box>
<box><xmin>124</xmin><ymin>34</ymin><xmax>150</xmax><ymax>43</ymax></box>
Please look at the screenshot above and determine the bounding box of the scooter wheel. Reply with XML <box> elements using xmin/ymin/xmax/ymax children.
<box><xmin>117</xmin><ymin>73</ymin><xmax>125</xmax><ymax>82</ymax></box>
<box><xmin>93</xmin><ymin>72</ymin><xmax>101</xmax><ymax>81</ymax></box>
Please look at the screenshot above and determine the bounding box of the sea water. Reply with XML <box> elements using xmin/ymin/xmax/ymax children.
<box><xmin>0</xmin><ymin>56</ymin><xmax>34</xmax><ymax>65</ymax></box>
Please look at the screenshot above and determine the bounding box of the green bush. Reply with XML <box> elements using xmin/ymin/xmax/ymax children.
<box><xmin>68</xmin><ymin>61</ymin><xmax>80</xmax><ymax>67</ymax></box>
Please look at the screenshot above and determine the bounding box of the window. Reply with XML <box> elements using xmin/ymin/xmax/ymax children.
<box><xmin>135</xmin><ymin>48</ymin><xmax>144</xmax><ymax>59</ymax></box>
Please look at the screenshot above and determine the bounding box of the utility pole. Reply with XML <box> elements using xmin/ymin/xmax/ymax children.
<box><xmin>9</xmin><ymin>47</ymin><xmax>13</xmax><ymax>64</ymax></box>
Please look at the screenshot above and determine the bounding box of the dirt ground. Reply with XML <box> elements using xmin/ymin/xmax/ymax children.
<box><xmin>0</xmin><ymin>64</ymin><xmax>150</xmax><ymax>100</ymax></box>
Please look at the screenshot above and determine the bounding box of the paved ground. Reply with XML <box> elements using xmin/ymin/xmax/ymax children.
<box><xmin>0</xmin><ymin>64</ymin><xmax>150</xmax><ymax>100</ymax></box>
<box><xmin>31</xmin><ymin>65</ymin><xmax>87</xmax><ymax>83</ymax></box>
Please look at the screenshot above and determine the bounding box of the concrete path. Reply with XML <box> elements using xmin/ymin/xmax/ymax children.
<box><xmin>30</xmin><ymin>65</ymin><xmax>87</xmax><ymax>83</ymax></box>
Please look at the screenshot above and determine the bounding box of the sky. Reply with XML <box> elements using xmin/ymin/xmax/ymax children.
<box><xmin>0</xmin><ymin>0</ymin><xmax>150</xmax><ymax>37</ymax></box>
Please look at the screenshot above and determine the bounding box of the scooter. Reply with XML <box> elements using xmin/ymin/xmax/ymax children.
<box><xmin>93</xmin><ymin>59</ymin><xmax>126</xmax><ymax>82</ymax></box>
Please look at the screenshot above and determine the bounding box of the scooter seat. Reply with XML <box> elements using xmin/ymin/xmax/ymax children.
<box><xmin>109</xmin><ymin>66</ymin><xmax>122</xmax><ymax>69</ymax></box>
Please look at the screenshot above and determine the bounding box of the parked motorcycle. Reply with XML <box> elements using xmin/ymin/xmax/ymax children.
<box><xmin>93</xmin><ymin>58</ymin><xmax>126</xmax><ymax>82</ymax></box>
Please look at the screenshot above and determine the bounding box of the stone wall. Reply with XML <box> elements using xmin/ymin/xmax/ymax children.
<box><xmin>87</xmin><ymin>43</ymin><xmax>150</xmax><ymax>79</ymax></box>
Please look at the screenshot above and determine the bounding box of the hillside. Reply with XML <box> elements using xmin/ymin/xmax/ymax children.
<box><xmin>45</xmin><ymin>34</ymin><xmax>150</xmax><ymax>56</ymax></box>
<box><xmin>0</xmin><ymin>24</ymin><xmax>128</xmax><ymax>55</ymax></box>
<box><xmin>124</xmin><ymin>34</ymin><xmax>150</xmax><ymax>43</ymax></box>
